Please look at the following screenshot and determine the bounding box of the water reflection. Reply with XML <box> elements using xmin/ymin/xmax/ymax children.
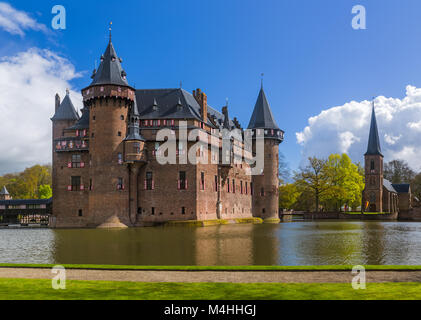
<box><xmin>1</xmin><ymin>222</ymin><xmax>421</xmax><ymax>266</ymax></box>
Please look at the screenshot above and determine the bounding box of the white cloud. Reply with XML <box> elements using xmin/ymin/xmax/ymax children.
<box><xmin>0</xmin><ymin>48</ymin><xmax>82</xmax><ymax>174</ymax></box>
<box><xmin>296</xmin><ymin>85</ymin><xmax>421</xmax><ymax>171</ymax></box>
<box><xmin>0</xmin><ymin>2</ymin><xmax>47</xmax><ymax>36</ymax></box>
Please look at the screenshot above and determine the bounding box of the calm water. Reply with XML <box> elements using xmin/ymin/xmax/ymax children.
<box><xmin>1</xmin><ymin>221</ymin><xmax>421</xmax><ymax>266</ymax></box>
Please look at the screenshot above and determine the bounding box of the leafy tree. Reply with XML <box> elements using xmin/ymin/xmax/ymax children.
<box><xmin>294</xmin><ymin>157</ymin><xmax>329</xmax><ymax>212</ymax></box>
<box><xmin>279</xmin><ymin>184</ymin><xmax>300</xmax><ymax>210</ymax></box>
<box><xmin>411</xmin><ymin>173</ymin><xmax>421</xmax><ymax>202</ymax></box>
<box><xmin>0</xmin><ymin>164</ymin><xmax>52</xmax><ymax>200</ymax></box>
<box><xmin>384</xmin><ymin>160</ymin><xmax>415</xmax><ymax>184</ymax></box>
<box><xmin>38</xmin><ymin>185</ymin><xmax>52</xmax><ymax>199</ymax></box>
<box><xmin>278</xmin><ymin>152</ymin><xmax>291</xmax><ymax>185</ymax></box>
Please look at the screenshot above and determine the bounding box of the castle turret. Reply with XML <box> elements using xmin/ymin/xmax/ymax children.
<box><xmin>248</xmin><ymin>85</ymin><xmax>284</xmax><ymax>221</ymax></box>
<box><xmin>0</xmin><ymin>186</ymin><xmax>11</xmax><ymax>201</ymax></box>
<box><xmin>363</xmin><ymin>101</ymin><xmax>384</xmax><ymax>212</ymax></box>
<box><xmin>82</xmin><ymin>32</ymin><xmax>136</xmax><ymax>228</ymax></box>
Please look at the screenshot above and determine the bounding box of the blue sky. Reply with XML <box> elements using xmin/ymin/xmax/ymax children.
<box><xmin>2</xmin><ymin>0</ymin><xmax>421</xmax><ymax>173</ymax></box>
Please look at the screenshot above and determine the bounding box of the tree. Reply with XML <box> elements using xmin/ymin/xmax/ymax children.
<box><xmin>0</xmin><ymin>164</ymin><xmax>52</xmax><ymax>199</ymax></box>
<box><xmin>38</xmin><ymin>185</ymin><xmax>52</xmax><ymax>199</ymax></box>
<box><xmin>279</xmin><ymin>184</ymin><xmax>300</xmax><ymax>210</ymax></box>
<box><xmin>294</xmin><ymin>157</ymin><xmax>329</xmax><ymax>212</ymax></box>
<box><xmin>278</xmin><ymin>152</ymin><xmax>291</xmax><ymax>185</ymax></box>
<box><xmin>411</xmin><ymin>173</ymin><xmax>421</xmax><ymax>202</ymax></box>
<box><xmin>384</xmin><ymin>160</ymin><xmax>415</xmax><ymax>184</ymax></box>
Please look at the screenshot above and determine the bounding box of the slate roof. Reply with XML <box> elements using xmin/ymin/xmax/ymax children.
<box><xmin>125</xmin><ymin>99</ymin><xmax>145</xmax><ymax>142</ymax></box>
<box><xmin>383</xmin><ymin>179</ymin><xmax>397</xmax><ymax>193</ymax></box>
<box><xmin>90</xmin><ymin>40</ymin><xmax>129</xmax><ymax>87</ymax></box>
<box><xmin>247</xmin><ymin>87</ymin><xmax>279</xmax><ymax>130</ymax></box>
<box><xmin>0</xmin><ymin>186</ymin><xmax>9</xmax><ymax>195</ymax></box>
<box><xmin>365</xmin><ymin>104</ymin><xmax>383</xmax><ymax>156</ymax></box>
<box><xmin>0</xmin><ymin>198</ymin><xmax>52</xmax><ymax>206</ymax></box>
<box><xmin>135</xmin><ymin>88</ymin><xmax>234</xmax><ymax>129</ymax></box>
<box><xmin>51</xmin><ymin>91</ymin><xmax>79</xmax><ymax>121</ymax></box>
<box><xmin>67</xmin><ymin>107</ymin><xmax>90</xmax><ymax>130</ymax></box>
<box><xmin>392</xmin><ymin>183</ymin><xmax>410</xmax><ymax>194</ymax></box>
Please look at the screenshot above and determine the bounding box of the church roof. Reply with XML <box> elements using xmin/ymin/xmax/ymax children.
<box><xmin>247</xmin><ymin>87</ymin><xmax>279</xmax><ymax>130</ymax></box>
<box><xmin>51</xmin><ymin>91</ymin><xmax>79</xmax><ymax>121</ymax></box>
<box><xmin>392</xmin><ymin>183</ymin><xmax>411</xmax><ymax>194</ymax></box>
<box><xmin>365</xmin><ymin>104</ymin><xmax>383</xmax><ymax>156</ymax></box>
<box><xmin>90</xmin><ymin>40</ymin><xmax>129</xmax><ymax>87</ymax></box>
<box><xmin>383</xmin><ymin>179</ymin><xmax>397</xmax><ymax>193</ymax></box>
<box><xmin>0</xmin><ymin>186</ymin><xmax>9</xmax><ymax>195</ymax></box>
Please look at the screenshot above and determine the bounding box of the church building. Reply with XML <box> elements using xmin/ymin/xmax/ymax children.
<box><xmin>362</xmin><ymin>102</ymin><xmax>411</xmax><ymax>213</ymax></box>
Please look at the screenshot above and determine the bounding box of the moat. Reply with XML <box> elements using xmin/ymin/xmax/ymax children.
<box><xmin>1</xmin><ymin>221</ymin><xmax>421</xmax><ymax>266</ymax></box>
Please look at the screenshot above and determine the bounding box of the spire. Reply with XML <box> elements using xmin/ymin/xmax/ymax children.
<box><xmin>365</xmin><ymin>99</ymin><xmax>383</xmax><ymax>156</ymax></box>
<box><xmin>109</xmin><ymin>21</ymin><xmax>112</xmax><ymax>43</ymax></box>
<box><xmin>51</xmin><ymin>90</ymin><xmax>79</xmax><ymax>121</ymax></box>
<box><xmin>222</xmin><ymin>102</ymin><xmax>231</xmax><ymax>129</ymax></box>
<box><xmin>247</xmin><ymin>86</ymin><xmax>279</xmax><ymax>130</ymax></box>
<box><xmin>90</xmin><ymin>27</ymin><xmax>129</xmax><ymax>87</ymax></box>
<box><xmin>0</xmin><ymin>186</ymin><xmax>9</xmax><ymax>195</ymax></box>
<box><xmin>125</xmin><ymin>98</ymin><xmax>145</xmax><ymax>142</ymax></box>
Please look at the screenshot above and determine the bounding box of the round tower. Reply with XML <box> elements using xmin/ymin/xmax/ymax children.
<box><xmin>82</xmin><ymin>33</ymin><xmax>136</xmax><ymax>228</ymax></box>
<box><xmin>248</xmin><ymin>85</ymin><xmax>284</xmax><ymax>221</ymax></box>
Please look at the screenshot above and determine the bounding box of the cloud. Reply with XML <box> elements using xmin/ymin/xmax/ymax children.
<box><xmin>0</xmin><ymin>2</ymin><xmax>47</xmax><ymax>36</ymax></box>
<box><xmin>296</xmin><ymin>85</ymin><xmax>421</xmax><ymax>171</ymax></box>
<box><xmin>0</xmin><ymin>48</ymin><xmax>82</xmax><ymax>174</ymax></box>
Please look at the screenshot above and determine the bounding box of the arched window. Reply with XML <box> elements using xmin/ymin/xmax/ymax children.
<box><xmin>370</xmin><ymin>160</ymin><xmax>375</xmax><ymax>172</ymax></box>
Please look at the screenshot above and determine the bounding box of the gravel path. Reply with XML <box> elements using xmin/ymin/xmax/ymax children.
<box><xmin>0</xmin><ymin>268</ymin><xmax>421</xmax><ymax>283</ymax></box>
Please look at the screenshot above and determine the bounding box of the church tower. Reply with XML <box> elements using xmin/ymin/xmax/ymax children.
<box><xmin>363</xmin><ymin>101</ymin><xmax>384</xmax><ymax>212</ymax></box>
<box><xmin>81</xmin><ymin>30</ymin><xmax>136</xmax><ymax>227</ymax></box>
<box><xmin>248</xmin><ymin>84</ymin><xmax>284</xmax><ymax>221</ymax></box>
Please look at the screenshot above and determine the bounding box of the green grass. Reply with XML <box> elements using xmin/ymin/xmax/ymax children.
<box><xmin>0</xmin><ymin>278</ymin><xmax>420</xmax><ymax>300</ymax></box>
<box><xmin>1</xmin><ymin>264</ymin><xmax>421</xmax><ymax>271</ymax></box>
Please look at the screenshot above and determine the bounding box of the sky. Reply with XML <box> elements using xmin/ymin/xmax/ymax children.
<box><xmin>1</xmin><ymin>0</ymin><xmax>421</xmax><ymax>174</ymax></box>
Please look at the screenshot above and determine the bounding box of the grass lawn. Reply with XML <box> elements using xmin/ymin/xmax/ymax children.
<box><xmin>0</xmin><ymin>278</ymin><xmax>420</xmax><ymax>300</ymax></box>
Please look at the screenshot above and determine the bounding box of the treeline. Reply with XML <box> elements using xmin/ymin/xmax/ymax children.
<box><xmin>0</xmin><ymin>165</ymin><xmax>52</xmax><ymax>200</ymax></box>
<box><xmin>280</xmin><ymin>155</ymin><xmax>421</xmax><ymax>212</ymax></box>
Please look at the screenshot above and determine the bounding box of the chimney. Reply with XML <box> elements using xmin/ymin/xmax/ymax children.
<box><xmin>193</xmin><ymin>88</ymin><xmax>208</xmax><ymax>124</ymax></box>
<box><xmin>55</xmin><ymin>93</ymin><xmax>61</xmax><ymax>112</ymax></box>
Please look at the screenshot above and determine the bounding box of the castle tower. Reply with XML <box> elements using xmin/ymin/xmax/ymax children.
<box><xmin>0</xmin><ymin>186</ymin><xmax>11</xmax><ymax>201</ymax></box>
<box><xmin>81</xmin><ymin>32</ymin><xmax>136</xmax><ymax>228</ymax></box>
<box><xmin>51</xmin><ymin>90</ymin><xmax>79</xmax><ymax>224</ymax></box>
<box><xmin>363</xmin><ymin>102</ymin><xmax>384</xmax><ymax>213</ymax></box>
<box><xmin>248</xmin><ymin>85</ymin><xmax>284</xmax><ymax>221</ymax></box>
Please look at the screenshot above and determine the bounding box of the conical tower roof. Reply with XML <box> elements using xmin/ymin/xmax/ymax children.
<box><xmin>365</xmin><ymin>102</ymin><xmax>383</xmax><ymax>156</ymax></box>
<box><xmin>51</xmin><ymin>90</ymin><xmax>79</xmax><ymax>121</ymax></box>
<box><xmin>90</xmin><ymin>38</ymin><xmax>129</xmax><ymax>87</ymax></box>
<box><xmin>125</xmin><ymin>98</ymin><xmax>145</xmax><ymax>142</ymax></box>
<box><xmin>247</xmin><ymin>86</ymin><xmax>279</xmax><ymax>130</ymax></box>
<box><xmin>0</xmin><ymin>186</ymin><xmax>9</xmax><ymax>195</ymax></box>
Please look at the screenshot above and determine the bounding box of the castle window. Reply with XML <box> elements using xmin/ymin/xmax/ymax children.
<box><xmin>260</xmin><ymin>188</ymin><xmax>265</xmax><ymax>196</ymax></box>
<box><xmin>121</xmin><ymin>115</ymin><xmax>124</xmax><ymax>120</ymax></box>
<box><xmin>145</xmin><ymin>172</ymin><xmax>154</xmax><ymax>190</ymax></box>
<box><xmin>370</xmin><ymin>160</ymin><xmax>375</xmax><ymax>173</ymax></box>
<box><xmin>232</xmin><ymin>180</ymin><xmax>236</xmax><ymax>194</ymax></box>
<box><xmin>118</xmin><ymin>153</ymin><xmax>123</xmax><ymax>164</ymax></box>
<box><xmin>240</xmin><ymin>181</ymin><xmax>243</xmax><ymax>194</ymax></box>
<box><xmin>89</xmin><ymin>179</ymin><xmax>93</xmax><ymax>191</ymax></box>
<box><xmin>71</xmin><ymin>176</ymin><xmax>81</xmax><ymax>191</ymax></box>
<box><xmin>133</xmin><ymin>142</ymin><xmax>141</xmax><ymax>154</ymax></box>
<box><xmin>153</xmin><ymin>120</ymin><xmax>158</xmax><ymax>127</ymax></box>
<box><xmin>138</xmin><ymin>207</ymin><xmax>142</xmax><ymax>215</ymax></box>
<box><xmin>151</xmin><ymin>207</ymin><xmax>155</xmax><ymax>215</ymax></box>
<box><xmin>78</xmin><ymin>209</ymin><xmax>83</xmax><ymax>217</ymax></box>
<box><xmin>71</xmin><ymin>154</ymin><xmax>82</xmax><ymax>168</ymax></box>
<box><xmin>262</xmin><ymin>208</ymin><xmax>266</xmax><ymax>214</ymax></box>
<box><xmin>178</xmin><ymin>171</ymin><xmax>187</xmax><ymax>190</ymax></box>
<box><xmin>245</xmin><ymin>182</ymin><xmax>248</xmax><ymax>195</ymax></box>
<box><xmin>118</xmin><ymin>131</ymin><xmax>122</xmax><ymax>137</ymax></box>
<box><xmin>250</xmin><ymin>183</ymin><xmax>254</xmax><ymax>196</ymax></box>
<box><xmin>215</xmin><ymin>175</ymin><xmax>218</xmax><ymax>192</ymax></box>
<box><xmin>200</xmin><ymin>172</ymin><xmax>205</xmax><ymax>191</ymax></box>
<box><xmin>117</xmin><ymin>177</ymin><xmax>124</xmax><ymax>190</ymax></box>
<box><xmin>182</xmin><ymin>207</ymin><xmax>186</xmax><ymax>215</ymax></box>
<box><xmin>177</xmin><ymin>142</ymin><xmax>184</xmax><ymax>155</ymax></box>
<box><xmin>227</xmin><ymin>178</ymin><xmax>230</xmax><ymax>193</ymax></box>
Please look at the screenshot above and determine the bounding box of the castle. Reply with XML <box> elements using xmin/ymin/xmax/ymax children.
<box><xmin>362</xmin><ymin>102</ymin><xmax>412</xmax><ymax>213</ymax></box>
<box><xmin>51</xmin><ymin>35</ymin><xmax>284</xmax><ymax>228</ymax></box>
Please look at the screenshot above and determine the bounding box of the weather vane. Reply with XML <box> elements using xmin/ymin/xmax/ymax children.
<box><xmin>109</xmin><ymin>21</ymin><xmax>112</xmax><ymax>41</ymax></box>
